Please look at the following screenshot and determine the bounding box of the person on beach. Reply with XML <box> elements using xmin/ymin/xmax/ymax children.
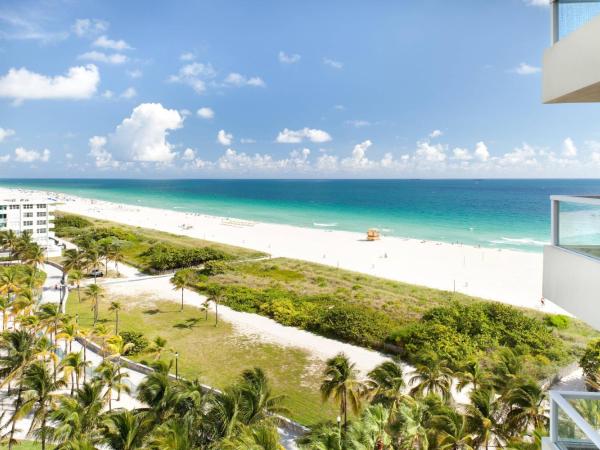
<box><xmin>540</xmin><ymin>297</ymin><xmax>546</xmax><ymax>308</ymax></box>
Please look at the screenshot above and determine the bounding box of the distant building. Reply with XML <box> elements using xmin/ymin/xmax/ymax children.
<box><xmin>0</xmin><ymin>190</ymin><xmax>60</xmax><ymax>255</ymax></box>
<box><xmin>542</xmin><ymin>2</ymin><xmax>600</xmax><ymax>450</ymax></box>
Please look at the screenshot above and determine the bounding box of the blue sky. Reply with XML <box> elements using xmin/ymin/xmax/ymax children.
<box><xmin>0</xmin><ymin>0</ymin><xmax>599</xmax><ymax>178</ymax></box>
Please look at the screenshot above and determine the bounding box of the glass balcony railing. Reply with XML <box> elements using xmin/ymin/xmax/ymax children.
<box><xmin>550</xmin><ymin>391</ymin><xmax>600</xmax><ymax>450</ymax></box>
<box><xmin>554</xmin><ymin>0</ymin><xmax>600</xmax><ymax>42</ymax></box>
<box><xmin>551</xmin><ymin>196</ymin><xmax>600</xmax><ymax>260</ymax></box>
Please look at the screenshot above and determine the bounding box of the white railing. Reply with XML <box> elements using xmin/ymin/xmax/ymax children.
<box><xmin>550</xmin><ymin>195</ymin><xmax>600</xmax><ymax>259</ymax></box>
<box><xmin>549</xmin><ymin>390</ymin><xmax>600</xmax><ymax>449</ymax></box>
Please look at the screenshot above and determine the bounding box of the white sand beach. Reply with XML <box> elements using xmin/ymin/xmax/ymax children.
<box><xmin>3</xmin><ymin>187</ymin><xmax>565</xmax><ymax>314</ymax></box>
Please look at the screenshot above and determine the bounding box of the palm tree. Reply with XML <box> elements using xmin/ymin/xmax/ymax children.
<box><xmin>221</xmin><ymin>422</ymin><xmax>283</xmax><ymax>450</ymax></box>
<box><xmin>505</xmin><ymin>379</ymin><xmax>548</xmax><ymax>437</ymax></box>
<box><xmin>465</xmin><ymin>388</ymin><xmax>506</xmax><ymax>450</ymax></box>
<box><xmin>85</xmin><ymin>248</ymin><xmax>102</xmax><ymax>283</ymax></box>
<box><xmin>170</xmin><ymin>269</ymin><xmax>194</xmax><ymax>312</ymax></box>
<box><xmin>0</xmin><ymin>296</ymin><xmax>13</xmax><ymax>331</ymax></box>
<box><xmin>0</xmin><ymin>230</ymin><xmax>19</xmax><ymax>258</ymax></box>
<box><xmin>409</xmin><ymin>359</ymin><xmax>454</xmax><ymax>402</ymax></box>
<box><xmin>103</xmin><ymin>410</ymin><xmax>151</xmax><ymax>450</ymax></box>
<box><xmin>492</xmin><ymin>348</ymin><xmax>522</xmax><ymax>395</ymax></box>
<box><xmin>68</xmin><ymin>269</ymin><xmax>84</xmax><ymax>303</ymax></box>
<box><xmin>320</xmin><ymin>353</ymin><xmax>365</xmax><ymax>432</ymax></box>
<box><xmin>0</xmin><ymin>329</ymin><xmax>38</xmax><ymax>450</ymax></box>
<box><xmin>207</xmin><ymin>286</ymin><xmax>225</xmax><ymax>326</ymax></box>
<box><xmin>22</xmin><ymin>243</ymin><xmax>45</xmax><ymax>286</ymax></box>
<box><xmin>345</xmin><ymin>404</ymin><xmax>391</xmax><ymax>450</ymax></box>
<box><xmin>0</xmin><ymin>265</ymin><xmax>22</xmax><ymax>305</ymax></box>
<box><xmin>457</xmin><ymin>360</ymin><xmax>489</xmax><ymax>393</ymax></box>
<box><xmin>149</xmin><ymin>336</ymin><xmax>170</xmax><ymax>361</ymax></box>
<box><xmin>20</xmin><ymin>361</ymin><xmax>66</xmax><ymax>450</ymax></box>
<box><xmin>61</xmin><ymin>351</ymin><xmax>90</xmax><ymax>395</ymax></box>
<box><xmin>238</xmin><ymin>367</ymin><xmax>288</xmax><ymax>424</ymax></box>
<box><xmin>94</xmin><ymin>360</ymin><xmax>130</xmax><ymax>411</ymax></box>
<box><xmin>109</xmin><ymin>301</ymin><xmax>122</xmax><ymax>335</ymax></box>
<box><xmin>85</xmin><ymin>283</ymin><xmax>104</xmax><ymax>326</ymax></box>
<box><xmin>63</xmin><ymin>249</ymin><xmax>86</xmax><ymax>278</ymax></box>
<box><xmin>367</xmin><ymin>360</ymin><xmax>406</xmax><ymax>408</ymax></box>
<box><xmin>387</xmin><ymin>397</ymin><xmax>430</xmax><ymax>450</ymax></box>
<box><xmin>106</xmin><ymin>335</ymin><xmax>134</xmax><ymax>401</ymax></box>
<box><xmin>147</xmin><ymin>417</ymin><xmax>193</xmax><ymax>450</ymax></box>
<box><xmin>436</xmin><ymin>409</ymin><xmax>475</xmax><ymax>450</ymax></box>
<box><xmin>109</xmin><ymin>243</ymin><xmax>125</xmax><ymax>277</ymax></box>
<box><xmin>48</xmin><ymin>380</ymin><xmax>105</xmax><ymax>446</ymax></box>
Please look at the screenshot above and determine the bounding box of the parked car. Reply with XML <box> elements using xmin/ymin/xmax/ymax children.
<box><xmin>89</xmin><ymin>269</ymin><xmax>104</xmax><ymax>278</ymax></box>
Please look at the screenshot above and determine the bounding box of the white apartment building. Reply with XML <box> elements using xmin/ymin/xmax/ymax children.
<box><xmin>0</xmin><ymin>192</ymin><xmax>58</xmax><ymax>250</ymax></box>
<box><xmin>542</xmin><ymin>2</ymin><xmax>600</xmax><ymax>449</ymax></box>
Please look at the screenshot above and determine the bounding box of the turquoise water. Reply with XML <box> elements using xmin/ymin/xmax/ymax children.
<box><xmin>2</xmin><ymin>178</ymin><xmax>600</xmax><ymax>252</ymax></box>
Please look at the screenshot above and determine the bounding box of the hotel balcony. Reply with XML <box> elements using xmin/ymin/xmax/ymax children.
<box><xmin>543</xmin><ymin>195</ymin><xmax>600</xmax><ymax>329</ymax></box>
<box><xmin>543</xmin><ymin>0</ymin><xmax>600</xmax><ymax>103</ymax></box>
<box><xmin>543</xmin><ymin>391</ymin><xmax>600</xmax><ymax>450</ymax></box>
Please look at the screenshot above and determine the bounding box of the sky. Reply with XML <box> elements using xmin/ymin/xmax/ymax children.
<box><xmin>0</xmin><ymin>0</ymin><xmax>599</xmax><ymax>179</ymax></box>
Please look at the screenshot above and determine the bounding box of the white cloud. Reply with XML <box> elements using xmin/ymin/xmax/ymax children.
<box><xmin>180</xmin><ymin>52</ymin><xmax>195</xmax><ymax>61</ymax></box>
<box><xmin>215</xmin><ymin>148</ymin><xmax>311</xmax><ymax>173</ymax></box>
<box><xmin>415</xmin><ymin>141</ymin><xmax>447</xmax><ymax>163</ymax></box>
<box><xmin>512</xmin><ymin>63</ymin><xmax>541</xmax><ymax>75</ymax></box>
<box><xmin>523</xmin><ymin>0</ymin><xmax>550</xmax><ymax>6</ymax></box>
<box><xmin>474</xmin><ymin>142</ymin><xmax>490</xmax><ymax>162</ymax></box>
<box><xmin>93</xmin><ymin>35</ymin><xmax>132</xmax><ymax>51</ymax></box>
<box><xmin>562</xmin><ymin>137</ymin><xmax>577</xmax><ymax>157</ymax></box>
<box><xmin>224</xmin><ymin>72</ymin><xmax>266</xmax><ymax>88</ymax></box>
<box><xmin>452</xmin><ymin>148</ymin><xmax>472</xmax><ymax>161</ymax></box>
<box><xmin>0</xmin><ymin>154</ymin><xmax>10</xmax><ymax>163</ymax></box>
<box><xmin>342</xmin><ymin>140</ymin><xmax>374</xmax><ymax>169</ymax></box>
<box><xmin>90</xmin><ymin>103</ymin><xmax>183</xmax><ymax>164</ymax></box>
<box><xmin>429</xmin><ymin>129</ymin><xmax>443</xmax><ymax>138</ymax></box>
<box><xmin>14</xmin><ymin>147</ymin><xmax>50</xmax><ymax>163</ymax></box>
<box><xmin>182</xmin><ymin>148</ymin><xmax>196</xmax><ymax>160</ymax></box>
<box><xmin>217</xmin><ymin>130</ymin><xmax>233</xmax><ymax>146</ymax></box>
<box><xmin>0</xmin><ymin>65</ymin><xmax>100</xmax><ymax>102</ymax></box>
<box><xmin>89</xmin><ymin>135</ymin><xmax>117</xmax><ymax>168</ymax></box>
<box><xmin>0</xmin><ymin>12</ymin><xmax>67</xmax><ymax>42</ymax></box>
<box><xmin>102</xmin><ymin>90</ymin><xmax>114</xmax><ymax>99</ymax></box>
<box><xmin>278</xmin><ymin>51</ymin><xmax>301</xmax><ymax>64</ymax></box>
<box><xmin>120</xmin><ymin>87</ymin><xmax>137</xmax><ymax>99</ymax></box>
<box><xmin>240</xmin><ymin>138</ymin><xmax>256</xmax><ymax>144</ymax></box>
<box><xmin>127</xmin><ymin>69</ymin><xmax>143</xmax><ymax>79</ymax></box>
<box><xmin>345</xmin><ymin>120</ymin><xmax>371</xmax><ymax>128</ymax></box>
<box><xmin>197</xmin><ymin>107</ymin><xmax>214</xmax><ymax>119</ymax></box>
<box><xmin>78</xmin><ymin>51</ymin><xmax>128</xmax><ymax>65</ymax></box>
<box><xmin>497</xmin><ymin>143</ymin><xmax>538</xmax><ymax>167</ymax></box>
<box><xmin>168</xmin><ymin>62</ymin><xmax>216</xmax><ymax>94</ymax></box>
<box><xmin>72</xmin><ymin>19</ymin><xmax>108</xmax><ymax>37</ymax></box>
<box><xmin>317</xmin><ymin>154</ymin><xmax>339</xmax><ymax>171</ymax></box>
<box><xmin>323</xmin><ymin>58</ymin><xmax>343</xmax><ymax>69</ymax></box>
<box><xmin>276</xmin><ymin>128</ymin><xmax>332</xmax><ymax>144</ymax></box>
<box><xmin>0</xmin><ymin>128</ymin><xmax>15</xmax><ymax>143</ymax></box>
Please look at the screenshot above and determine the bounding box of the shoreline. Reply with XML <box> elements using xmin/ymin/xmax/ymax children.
<box><xmin>3</xmin><ymin>187</ymin><xmax>567</xmax><ymax>315</ymax></box>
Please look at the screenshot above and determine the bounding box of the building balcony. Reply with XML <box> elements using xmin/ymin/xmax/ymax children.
<box><xmin>543</xmin><ymin>0</ymin><xmax>600</xmax><ymax>103</ymax></box>
<box><xmin>542</xmin><ymin>195</ymin><xmax>600</xmax><ymax>329</ymax></box>
<box><xmin>543</xmin><ymin>391</ymin><xmax>600</xmax><ymax>450</ymax></box>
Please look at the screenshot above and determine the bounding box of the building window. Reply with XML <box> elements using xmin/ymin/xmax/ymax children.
<box><xmin>9</xmin><ymin>205</ymin><xmax>19</xmax><ymax>210</ymax></box>
<box><xmin>23</xmin><ymin>204</ymin><xmax>33</xmax><ymax>209</ymax></box>
<box><xmin>0</xmin><ymin>214</ymin><xmax>5</xmax><ymax>219</ymax></box>
<box><xmin>23</xmin><ymin>221</ymin><xmax>33</xmax><ymax>226</ymax></box>
<box><xmin>37</xmin><ymin>212</ymin><xmax>47</xmax><ymax>217</ymax></box>
<box><xmin>0</xmin><ymin>205</ymin><xmax>6</xmax><ymax>210</ymax></box>
<box><xmin>36</xmin><ymin>220</ymin><xmax>46</xmax><ymax>225</ymax></box>
<box><xmin>37</xmin><ymin>228</ymin><xmax>46</xmax><ymax>234</ymax></box>
<box><xmin>36</xmin><ymin>204</ymin><xmax>46</xmax><ymax>209</ymax></box>
<box><xmin>24</xmin><ymin>212</ymin><xmax>33</xmax><ymax>218</ymax></box>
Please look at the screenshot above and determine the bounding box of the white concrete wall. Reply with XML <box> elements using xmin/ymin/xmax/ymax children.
<box><xmin>543</xmin><ymin>13</ymin><xmax>600</xmax><ymax>103</ymax></box>
<box><xmin>543</xmin><ymin>245</ymin><xmax>600</xmax><ymax>330</ymax></box>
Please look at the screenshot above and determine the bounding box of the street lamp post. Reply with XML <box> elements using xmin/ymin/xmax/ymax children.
<box><xmin>175</xmin><ymin>352</ymin><xmax>179</xmax><ymax>380</ymax></box>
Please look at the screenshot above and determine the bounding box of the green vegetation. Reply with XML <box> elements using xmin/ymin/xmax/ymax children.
<box><xmin>580</xmin><ymin>338</ymin><xmax>600</xmax><ymax>389</ymax></box>
<box><xmin>66</xmin><ymin>291</ymin><xmax>336</xmax><ymax>425</ymax></box>
<box><xmin>187</xmin><ymin>257</ymin><xmax>596</xmax><ymax>381</ymax></box>
<box><xmin>53</xmin><ymin>212</ymin><xmax>265</xmax><ymax>273</ymax></box>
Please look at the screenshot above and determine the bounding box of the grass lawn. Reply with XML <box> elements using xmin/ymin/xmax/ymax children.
<box><xmin>53</xmin><ymin>211</ymin><xmax>266</xmax><ymax>270</ymax></box>
<box><xmin>66</xmin><ymin>291</ymin><xmax>337</xmax><ymax>426</ymax></box>
<box><xmin>0</xmin><ymin>442</ymin><xmax>42</xmax><ymax>449</ymax></box>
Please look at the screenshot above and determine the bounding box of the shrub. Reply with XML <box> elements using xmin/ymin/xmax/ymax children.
<box><xmin>141</xmin><ymin>243</ymin><xmax>229</xmax><ymax>272</ymax></box>
<box><xmin>53</xmin><ymin>214</ymin><xmax>93</xmax><ymax>233</ymax></box>
<box><xmin>581</xmin><ymin>339</ymin><xmax>600</xmax><ymax>390</ymax></box>
<box><xmin>119</xmin><ymin>331</ymin><xmax>149</xmax><ymax>356</ymax></box>
<box><xmin>544</xmin><ymin>314</ymin><xmax>571</xmax><ymax>329</ymax></box>
<box><xmin>202</xmin><ymin>260</ymin><xmax>230</xmax><ymax>276</ymax></box>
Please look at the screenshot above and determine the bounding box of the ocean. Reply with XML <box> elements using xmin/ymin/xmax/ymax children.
<box><xmin>2</xmin><ymin>178</ymin><xmax>600</xmax><ymax>252</ymax></box>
